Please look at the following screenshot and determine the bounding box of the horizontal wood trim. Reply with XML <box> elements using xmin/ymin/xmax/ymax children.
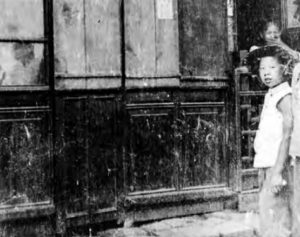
<box><xmin>0</xmin><ymin>38</ymin><xmax>47</xmax><ymax>43</ymax></box>
<box><xmin>181</xmin><ymin>76</ymin><xmax>229</xmax><ymax>80</ymax></box>
<box><xmin>126</xmin><ymin>75</ymin><xmax>181</xmax><ymax>79</ymax></box>
<box><xmin>180</xmin><ymin>80</ymin><xmax>229</xmax><ymax>89</ymax></box>
<box><xmin>239</xmin><ymin>91</ymin><xmax>266</xmax><ymax>96</ymax></box>
<box><xmin>126</xmin><ymin>78</ymin><xmax>180</xmax><ymax>89</ymax></box>
<box><xmin>126</xmin><ymin>200</ymin><xmax>225</xmax><ymax>223</ymax></box>
<box><xmin>0</xmin><ymin>201</ymin><xmax>51</xmax><ymax>211</ymax></box>
<box><xmin>242</xmin><ymin>169</ymin><xmax>258</xmax><ymax>176</ymax></box>
<box><xmin>66</xmin><ymin>208</ymin><xmax>118</xmax><ymax>227</ymax></box>
<box><xmin>180</xmin><ymin>102</ymin><xmax>225</xmax><ymax>108</ymax></box>
<box><xmin>0</xmin><ymin>204</ymin><xmax>54</xmax><ymax>222</ymax></box>
<box><xmin>0</xmin><ymin>106</ymin><xmax>50</xmax><ymax>112</ymax></box>
<box><xmin>125</xmin><ymin>187</ymin><xmax>235</xmax><ymax>207</ymax></box>
<box><xmin>56</xmin><ymin>74</ymin><xmax>122</xmax><ymax>79</ymax></box>
<box><xmin>126</xmin><ymin>103</ymin><xmax>174</xmax><ymax>110</ymax></box>
<box><xmin>0</xmin><ymin>86</ymin><xmax>49</xmax><ymax>92</ymax></box>
<box><xmin>182</xmin><ymin>184</ymin><xmax>227</xmax><ymax>191</ymax></box>
<box><xmin>0</xmin><ymin>118</ymin><xmax>42</xmax><ymax>123</ymax></box>
<box><xmin>128</xmin><ymin>188</ymin><xmax>176</xmax><ymax>196</ymax></box>
<box><xmin>87</xmin><ymin>79</ymin><xmax>121</xmax><ymax>89</ymax></box>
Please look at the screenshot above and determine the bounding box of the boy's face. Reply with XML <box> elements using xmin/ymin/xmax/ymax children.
<box><xmin>259</xmin><ymin>56</ymin><xmax>285</xmax><ymax>88</ymax></box>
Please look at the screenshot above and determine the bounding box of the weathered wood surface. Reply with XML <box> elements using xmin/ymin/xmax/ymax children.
<box><xmin>53</xmin><ymin>0</ymin><xmax>86</xmax><ymax>75</ymax></box>
<box><xmin>85</xmin><ymin>0</ymin><xmax>121</xmax><ymax>75</ymax></box>
<box><xmin>179</xmin><ymin>0</ymin><xmax>229</xmax><ymax>78</ymax></box>
<box><xmin>156</xmin><ymin>0</ymin><xmax>179</xmax><ymax>76</ymax></box>
<box><xmin>125</xmin><ymin>0</ymin><xmax>156</xmax><ymax>77</ymax></box>
<box><xmin>0</xmin><ymin>0</ymin><xmax>43</xmax><ymax>38</ymax></box>
<box><xmin>125</xmin><ymin>0</ymin><xmax>179</xmax><ymax>78</ymax></box>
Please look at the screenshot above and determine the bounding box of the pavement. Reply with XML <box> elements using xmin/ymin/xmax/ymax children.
<box><xmin>97</xmin><ymin>210</ymin><xmax>259</xmax><ymax>237</ymax></box>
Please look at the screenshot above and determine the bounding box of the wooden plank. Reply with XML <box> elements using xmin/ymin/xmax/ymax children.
<box><xmin>53</xmin><ymin>0</ymin><xmax>86</xmax><ymax>75</ymax></box>
<box><xmin>179</xmin><ymin>0</ymin><xmax>229</xmax><ymax>78</ymax></box>
<box><xmin>125</xmin><ymin>201</ymin><xmax>224</xmax><ymax>223</ymax></box>
<box><xmin>155</xmin><ymin>0</ymin><xmax>179</xmax><ymax>76</ymax></box>
<box><xmin>85</xmin><ymin>0</ymin><xmax>121</xmax><ymax>76</ymax></box>
<box><xmin>125</xmin><ymin>0</ymin><xmax>156</xmax><ymax>77</ymax></box>
<box><xmin>126</xmin><ymin>78</ymin><xmax>179</xmax><ymax>89</ymax></box>
<box><xmin>86</xmin><ymin>78</ymin><xmax>121</xmax><ymax>89</ymax></box>
<box><xmin>56</xmin><ymin>79</ymin><xmax>86</xmax><ymax>90</ymax></box>
<box><xmin>0</xmin><ymin>0</ymin><xmax>44</xmax><ymax>38</ymax></box>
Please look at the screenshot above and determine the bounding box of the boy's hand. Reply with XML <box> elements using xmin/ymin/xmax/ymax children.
<box><xmin>270</xmin><ymin>172</ymin><xmax>286</xmax><ymax>194</ymax></box>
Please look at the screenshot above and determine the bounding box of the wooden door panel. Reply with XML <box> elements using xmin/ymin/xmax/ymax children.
<box><xmin>179</xmin><ymin>104</ymin><xmax>227</xmax><ymax>188</ymax></box>
<box><xmin>126</xmin><ymin>104</ymin><xmax>176</xmax><ymax>193</ymax></box>
<box><xmin>88</xmin><ymin>97</ymin><xmax>118</xmax><ymax>210</ymax></box>
<box><xmin>62</xmin><ymin>97</ymin><xmax>88</xmax><ymax>213</ymax></box>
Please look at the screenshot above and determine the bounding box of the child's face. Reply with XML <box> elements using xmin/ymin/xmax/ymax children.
<box><xmin>259</xmin><ymin>56</ymin><xmax>285</xmax><ymax>88</ymax></box>
<box><xmin>264</xmin><ymin>23</ymin><xmax>280</xmax><ymax>41</ymax></box>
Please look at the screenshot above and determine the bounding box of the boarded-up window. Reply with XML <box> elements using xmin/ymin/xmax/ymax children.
<box><xmin>125</xmin><ymin>0</ymin><xmax>179</xmax><ymax>78</ymax></box>
<box><xmin>54</xmin><ymin>0</ymin><xmax>121</xmax><ymax>89</ymax></box>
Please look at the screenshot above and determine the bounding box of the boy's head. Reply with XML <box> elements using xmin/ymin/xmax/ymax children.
<box><xmin>248</xmin><ymin>45</ymin><xmax>293</xmax><ymax>88</ymax></box>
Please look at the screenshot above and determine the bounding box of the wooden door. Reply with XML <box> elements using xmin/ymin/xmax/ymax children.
<box><xmin>55</xmin><ymin>95</ymin><xmax>120</xmax><ymax>227</ymax></box>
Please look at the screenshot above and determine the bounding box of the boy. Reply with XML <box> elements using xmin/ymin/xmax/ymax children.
<box><xmin>248</xmin><ymin>45</ymin><xmax>294</xmax><ymax>237</ymax></box>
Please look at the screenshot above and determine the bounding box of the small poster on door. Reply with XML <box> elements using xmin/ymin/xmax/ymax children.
<box><xmin>157</xmin><ymin>0</ymin><xmax>173</xmax><ymax>20</ymax></box>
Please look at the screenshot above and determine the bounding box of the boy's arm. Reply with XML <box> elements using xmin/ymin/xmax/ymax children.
<box><xmin>270</xmin><ymin>94</ymin><xmax>293</xmax><ymax>194</ymax></box>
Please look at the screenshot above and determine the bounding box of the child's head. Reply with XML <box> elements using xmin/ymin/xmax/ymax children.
<box><xmin>248</xmin><ymin>46</ymin><xmax>293</xmax><ymax>87</ymax></box>
<box><xmin>260</xmin><ymin>21</ymin><xmax>281</xmax><ymax>42</ymax></box>
<box><xmin>259</xmin><ymin>55</ymin><xmax>286</xmax><ymax>88</ymax></box>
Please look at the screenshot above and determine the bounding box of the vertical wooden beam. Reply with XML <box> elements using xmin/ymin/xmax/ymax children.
<box><xmin>53</xmin><ymin>0</ymin><xmax>86</xmax><ymax>75</ymax></box>
<box><xmin>85</xmin><ymin>0</ymin><xmax>121</xmax><ymax>75</ymax></box>
<box><xmin>155</xmin><ymin>0</ymin><xmax>179</xmax><ymax>76</ymax></box>
<box><xmin>233</xmin><ymin>69</ymin><xmax>242</xmax><ymax>192</ymax></box>
<box><xmin>125</xmin><ymin>0</ymin><xmax>156</xmax><ymax>77</ymax></box>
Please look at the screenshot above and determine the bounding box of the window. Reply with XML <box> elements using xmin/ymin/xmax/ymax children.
<box><xmin>0</xmin><ymin>0</ymin><xmax>48</xmax><ymax>88</ymax></box>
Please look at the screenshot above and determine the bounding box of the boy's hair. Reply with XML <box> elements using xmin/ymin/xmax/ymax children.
<box><xmin>248</xmin><ymin>45</ymin><xmax>294</xmax><ymax>82</ymax></box>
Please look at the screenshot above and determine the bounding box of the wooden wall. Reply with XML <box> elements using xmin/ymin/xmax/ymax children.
<box><xmin>53</xmin><ymin>0</ymin><xmax>180</xmax><ymax>90</ymax></box>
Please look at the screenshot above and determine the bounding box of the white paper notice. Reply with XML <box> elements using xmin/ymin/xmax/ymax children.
<box><xmin>157</xmin><ymin>0</ymin><xmax>173</xmax><ymax>20</ymax></box>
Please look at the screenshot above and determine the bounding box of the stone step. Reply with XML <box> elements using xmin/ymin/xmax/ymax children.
<box><xmin>96</xmin><ymin>210</ymin><xmax>259</xmax><ymax>237</ymax></box>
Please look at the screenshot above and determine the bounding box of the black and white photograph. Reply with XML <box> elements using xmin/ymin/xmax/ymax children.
<box><xmin>0</xmin><ymin>0</ymin><xmax>300</xmax><ymax>236</ymax></box>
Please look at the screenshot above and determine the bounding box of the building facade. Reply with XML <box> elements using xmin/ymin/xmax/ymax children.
<box><xmin>0</xmin><ymin>0</ymin><xmax>298</xmax><ymax>236</ymax></box>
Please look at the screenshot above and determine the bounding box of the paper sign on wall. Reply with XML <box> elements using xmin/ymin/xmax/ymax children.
<box><xmin>157</xmin><ymin>0</ymin><xmax>173</xmax><ymax>20</ymax></box>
